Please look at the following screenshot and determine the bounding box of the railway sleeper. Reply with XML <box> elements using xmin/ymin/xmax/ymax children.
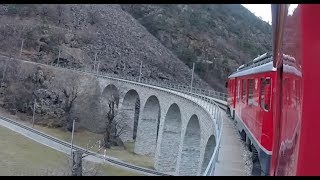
<box><xmin>246</xmin><ymin>136</ymin><xmax>252</xmax><ymax>152</ymax></box>
<box><xmin>240</xmin><ymin>130</ymin><xmax>246</xmax><ymax>141</ymax></box>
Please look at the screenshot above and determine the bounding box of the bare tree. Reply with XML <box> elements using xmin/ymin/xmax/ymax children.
<box><xmin>52</xmin><ymin>74</ymin><xmax>81</xmax><ymax>131</ymax></box>
<box><xmin>62</xmin><ymin>82</ymin><xmax>80</xmax><ymax>131</ymax></box>
<box><xmin>103</xmin><ymin>95</ymin><xmax>128</xmax><ymax>149</ymax></box>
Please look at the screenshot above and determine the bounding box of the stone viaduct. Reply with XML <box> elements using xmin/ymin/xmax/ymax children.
<box><xmin>92</xmin><ymin>75</ymin><xmax>219</xmax><ymax>176</ymax></box>
<box><xmin>1</xmin><ymin>56</ymin><xmax>223</xmax><ymax>176</ymax></box>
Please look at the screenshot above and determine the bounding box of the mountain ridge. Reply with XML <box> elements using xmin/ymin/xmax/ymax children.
<box><xmin>121</xmin><ymin>4</ymin><xmax>272</xmax><ymax>91</ymax></box>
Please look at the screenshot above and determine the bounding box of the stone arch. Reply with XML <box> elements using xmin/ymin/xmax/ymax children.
<box><xmin>134</xmin><ymin>95</ymin><xmax>161</xmax><ymax>156</ymax></box>
<box><xmin>102</xmin><ymin>84</ymin><xmax>120</xmax><ymax>110</ymax></box>
<box><xmin>178</xmin><ymin>115</ymin><xmax>201</xmax><ymax>176</ymax></box>
<box><xmin>119</xmin><ymin>89</ymin><xmax>140</xmax><ymax>142</ymax></box>
<box><xmin>155</xmin><ymin>103</ymin><xmax>182</xmax><ymax>173</ymax></box>
<box><xmin>201</xmin><ymin>135</ymin><xmax>216</xmax><ymax>174</ymax></box>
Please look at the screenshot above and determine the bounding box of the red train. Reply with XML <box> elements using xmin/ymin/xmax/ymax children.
<box><xmin>226</xmin><ymin>4</ymin><xmax>320</xmax><ymax>176</ymax></box>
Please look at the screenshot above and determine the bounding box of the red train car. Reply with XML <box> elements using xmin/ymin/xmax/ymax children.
<box><xmin>227</xmin><ymin>53</ymin><xmax>275</xmax><ymax>175</ymax></box>
<box><xmin>227</xmin><ymin>4</ymin><xmax>320</xmax><ymax>176</ymax></box>
<box><xmin>270</xmin><ymin>4</ymin><xmax>320</xmax><ymax>176</ymax></box>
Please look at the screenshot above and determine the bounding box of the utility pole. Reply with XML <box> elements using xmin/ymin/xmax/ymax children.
<box><xmin>70</xmin><ymin>119</ymin><xmax>76</xmax><ymax>158</ymax></box>
<box><xmin>190</xmin><ymin>62</ymin><xmax>195</xmax><ymax>91</ymax></box>
<box><xmin>19</xmin><ymin>39</ymin><xmax>24</xmax><ymax>58</ymax></box>
<box><xmin>93</xmin><ymin>52</ymin><xmax>97</xmax><ymax>72</ymax></box>
<box><xmin>138</xmin><ymin>61</ymin><xmax>142</xmax><ymax>82</ymax></box>
<box><xmin>32</xmin><ymin>99</ymin><xmax>36</xmax><ymax>128</ymax></box>
<box><xmin>96</xmin><ymin>60</ymin><xmax>100</xmax><ymax>74</ymax></box>
<box><xmin>1</xmin><ymin>60</ymin><xmax>8</xmax><ymax>84</ymax></box>
<box><xmin>56</xmin><ymin>47</ymin><xmax>61</xmax><ymax>67</ymax></box>
<box><xmin>205</xmin><ymin>61</ymin><xmax>211</xmax><ymax>80</ymax></box>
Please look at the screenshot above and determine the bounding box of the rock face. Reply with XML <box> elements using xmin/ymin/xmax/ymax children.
<box><xmin>0</xmin><ymin>4</ymin><xmax>208</xmax><ymax>89</ymax></box>
<box><xmin>121</xmin><ymin>4</ymin><xmax>272</xmax><ymax>91</ymax></box>
<box><xmin>0</xmin><ymin>57</ymin><xmax>101</xmax><ymax>130</ymax></box>
<box><xmin>0</xmin><ymin>59</ymin><xmax>68</xmax><ymax>127</ymax></box>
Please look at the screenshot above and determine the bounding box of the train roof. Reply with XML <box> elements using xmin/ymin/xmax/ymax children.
<box><xmin>228</xmin><ymin>53</ymin><xmax>276</xmax><ymax>78</ymax></box>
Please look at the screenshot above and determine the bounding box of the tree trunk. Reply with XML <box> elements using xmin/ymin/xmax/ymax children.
<box><xmin>103</xmin><ymin>122</ymin><xmax>124</xmax><ymax>148</ymax></box>
<box><xmin>103</xmin><ymin>97</ymin><xmax>124</xmax><ymax>148</ymax></box>
<box><xmin>66</xmin><ymin>113</ymin><xmax>73</xmax><ymax>132</ymax></box>
<box><xmin>103</xmin><ymin>129</ymin><xmax>111</xmax><ymax>148</ymax></box>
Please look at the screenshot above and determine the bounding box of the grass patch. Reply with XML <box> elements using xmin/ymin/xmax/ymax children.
<box><xmin>0</xmin><ymin>124</ymin><xmax>143</xmax><ymax>175</ymax></box>
<box><xmin>0</xmin><ymin>125</ymin><xmax>69</xmax><ymax>175</ymax></box>
<box><xmin>94</xmin><ymin>163</ymin><xmax>144</xmax><ymax>176</ymax></box>
<box><xmin>31</xmin><ymin>125</ymin><xmax>154</xmax><ymax>169</ymax></box>
<box><xmin>0</xmin><ymin>108</ymin><xmax>154</xmax><ymax>169</ymax></box>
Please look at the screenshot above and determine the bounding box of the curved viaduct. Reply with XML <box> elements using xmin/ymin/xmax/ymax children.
<box><xmin>91</xmin><ymin>75</ymin><xmax>220</xmax><ymax>176</ymax></box>
<box><xmin>0</xmin><ymin>55</ymin><xmax>224</xmax><ymax>176</ymax></box>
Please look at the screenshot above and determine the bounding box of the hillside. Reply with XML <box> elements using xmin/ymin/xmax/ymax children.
<box><xmin>0</xmin><ymin>4</ymin><xmax>272</xmax><ymax>129</ymax></box>
<box><xmin>0</xmin><ymin>4</ymin><xmax>208</xmax><ymax>88</ymax></box>
<box><xmin>121</xmin><ymin>4</ymin><xmax>272</xmax><ymax>91</ymax></box>
<box><xmin>0</xmin><ymin>4</ymin><xmax>212</xmax><ymax>130</ymax></box>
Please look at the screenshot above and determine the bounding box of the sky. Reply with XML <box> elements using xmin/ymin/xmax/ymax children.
<box><xmin>241</xmin><ymin>4</ymin><xmax>272</xmax><ymax>24</ymax></box>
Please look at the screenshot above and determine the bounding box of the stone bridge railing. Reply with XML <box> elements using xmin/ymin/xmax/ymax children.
<box><xmin>0</xmin><ymin>53</ymin><xmax>226</xmax><ymax>176</ymax></box>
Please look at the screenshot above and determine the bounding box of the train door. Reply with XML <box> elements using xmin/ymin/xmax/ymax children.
<box><xmin>233</xmin><ymin>78</ymin><xmax>237</xmax><ymax>108</ymax></box>
<box><xmin>241</xmin><ymin>78</ymin><xmax>249</xmax><ymax>126</ymax></box>
<box><xmin>260</xmin><ymin>77</ymin><xmax>272</xmax><ymax>145</ymax></box>
<box><xmin>248</xmin><ymin>78</ymin><xmax>259</xmax><ymax>138</ymax></box>
<box><xmin>236</xmin><ymin>78</ymin><xmax>241</xmax><ymax>113</ymax></box>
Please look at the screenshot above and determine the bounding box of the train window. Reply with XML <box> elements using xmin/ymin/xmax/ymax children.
<box><xmin>293</xmin><ymin>79</ymin><xmax>301</xmax><ymax>107</ymax></box>
<box><xmin>284</xmin><ymin>78</ymin><xmax>290</xmax><ymax>105</ymax></box>
<box><xmin>295</xmin><ymin>79</ymin><xmax>300</xmax><ymax>104</ymax></box>
<box><xmin>292</xmin><ymin>80</ymin><xmax>296</xmax><ymax>107</ymax></box>
<box><xmin>242</xmin><ymin>79</ymin><xmax>247</xmax><ymax>103</ymax></box>
<box><xmin>231</xmin><ymin>80</ymin><xmax>233</xmax><ymax>93</ymax></box>
<box><xmin>233</xmin><ymin>80</ymin><xmax>235</xmax><ymax>94</ymax></box>
<box><xmin>232</xmin><ymin>80</ymin><xmax>234</xmax><ymax>94</ymax></box>
<box><xmin>232</xmin><ymin>80</ymin><xmax>234</xmax><ymax>91</ymax></box>
<box><xmin>284</xmin><ymin>78</ymin><xmax>293</xmax><ymax>106</ymax></box>
<box><xmin>248</xmin><ymin>79</ymin><xmax>255</xmax><ymax>105</ymax></box>
<box><xmin>237</xmin><ymin>80</ymin><xmax>241</xmax><ymax>100</ymax></box>
<box><xmin>261</xmin><ymin>78</ymin><xmax>271</xmax><ymax>111</ymax></box>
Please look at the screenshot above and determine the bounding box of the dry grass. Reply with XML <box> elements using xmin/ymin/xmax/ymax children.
<box><xmin>35</xmin><ymin>127</ymin><xmax>155</xmax><ymax>169</ymax></box>
<box><xmin>0</xmin><ymin>123</ymin><xmax>143</xmax><ymax>176</ymax></box>
<box><xmin>0</xmin><ymin>108</ymin><xmax>154</xmax><ymax>169</ymax></box>
<box><xmin>86</xmin><ymin>162</ymin><xmax>144</xmax><ymax>176</ymax></box>
<box><xmin>0</xmin><ymin>125</ymin><xmax>69</xmax><ymax>175</ymax></box>
<box><xmin>31</xmin><ymin>124</ymin><xmax>154</xmax><ymax>169</ymax></box>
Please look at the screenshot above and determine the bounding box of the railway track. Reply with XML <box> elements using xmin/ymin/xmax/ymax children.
<box><xmin>210</xmin><ymin>100</ymin><xmax>227</xmax><ymax>111</ymax></box>
<box><xmin>0</xmin><ymin>115</ymin><xmax>171</xmax><ymax>176</ymax></box>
